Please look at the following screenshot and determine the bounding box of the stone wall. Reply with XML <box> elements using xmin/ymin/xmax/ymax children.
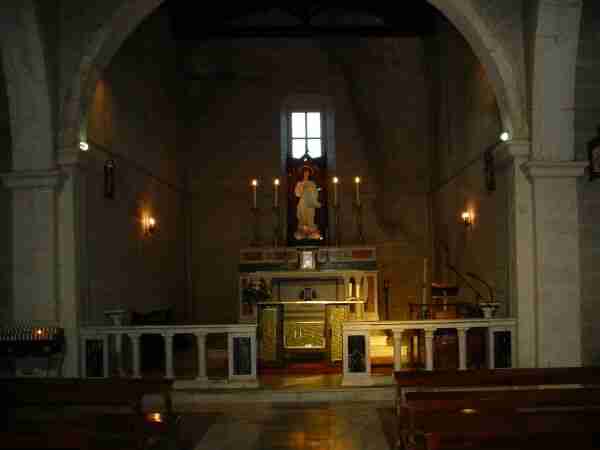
<box><xmin>184</xmin><ymin>37</ymin><xmax>431</xmax><ymax>322</ymax></box>
<box><xmin>575</xmin><ymin>0</ymin><xmax>600</xmax><ymax>365</ymax></box>
<box><xmin>427</xmin><ymin>17</ymin><xmax>506</xmax><ymax>310</ymax></box>
<box><xmin>84</xmin><ymin>9</ymin><xmax>187</xmax><ymax>325</ymax></box>
<box><xmin>0</xmin><ymin>54</ymin><xmax>12</xmax><ymax>321</ymax></box>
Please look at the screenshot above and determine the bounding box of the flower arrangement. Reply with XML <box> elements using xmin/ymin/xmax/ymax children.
<box><xmin>242</xmin><ymin>278</ymin><xmax>271</xmax><ymax>305</ymax></box>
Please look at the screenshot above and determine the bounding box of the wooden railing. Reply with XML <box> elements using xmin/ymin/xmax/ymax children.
<box><xmin>342</xmin><ymin>318</ymin><xmax>517</xmax><ymax>385</ymax></box>
<box><xmin>80</xmin><ymin>324</ymin><xmax>258</xmax><ymax>388</ymax></box>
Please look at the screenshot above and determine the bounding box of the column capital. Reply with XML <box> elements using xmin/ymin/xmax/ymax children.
<box><xmin>392</xmin><ymin>329</ymin><xmax>404</xmax><ymax>339</ymax></box>
<box><xmin>0</xmin><ymin>169</ymin><xmax>64</xmax><ymax>190</ymax></box>
<box><xmin>424</xmin><ymin>329</ymin><xmax>436</xmax><ymax>339</ymax></box>
<box><xmin>495</xmin><ymin>140</ymin><xmax>531</xmax><ymax>169</ymax></box>
<box><xmin>524</xmin><ymin>160</ymin><xmax>588</xmax><ymax>179</ymax></box>
<box><xmin>457</xmin><ymin>327</ymin><xmax>469</xmax><ymax>335</ymax></box>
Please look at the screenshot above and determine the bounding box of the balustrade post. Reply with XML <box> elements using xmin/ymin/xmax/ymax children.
<box><xmin>392</xmin><ymin>330</ymin><xmax>403</xmax><ymax>371</ymax></box>
<box><xmin>195</xmin><ymin>332</ymin><xmax>208</xmax><ymax>381</ymax></box>
<box><xmin>164</xmin><ymin>333</ymin><xmax>174</xmax><ymax>379</ymax></box>
<box><xmin>102</xmin><ymin>335</ymin><xmax>109</xmax><ymax>378</ymax></box>
<box><xmin>424</xmin><ymin>329</ymin><xmax>435</xmax><ymax>371</ymax></box>
<box><xmin>488</xmin><ymin>328</ymin><xmax>495</xmax><ymax>369</ymax></box>
<box><xmin>130</xmin><ymin>333</ymin><xmax>141</xmax><ymax>378</ymax></box>
<box><xmin>115</xmin><ymin>333</ymin><xmax>124</xmax><ymax>377</ymax></box>
<box><xmin>457</xmin><ymin>328</ymin><xmax>469</xmax><ymax>370</ymax></box>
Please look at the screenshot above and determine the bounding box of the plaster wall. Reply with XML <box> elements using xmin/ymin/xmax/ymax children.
<box><xmin>0</xmin><ymin>57</ymin><xmax>12</xmax><ymax>322</ymax></box>
<box><xmin>84</xmin><ymin>9</ymin><xmax>187</xmax><ymax>325</ymax></box>
<box><xmin>428</xmin><ymin>18</ymin><xmax>506</xmax><ymax>311</ymax></box>
<box><xmin>575</xmin><ymin>0</ymin><xmax>600</xmax><ymax>365</ymax></box>
<box><xmin>184</xmin><ymin>37</ymin><xmax>431</xmax><ymax>323</ymax></box>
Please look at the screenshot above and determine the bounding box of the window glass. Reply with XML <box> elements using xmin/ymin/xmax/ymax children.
<box><xmin>291</xmin><ymin>112</ymin><xmax>322</xmax><ymax>159</ymax></box>
<box><xmin>291</xmin><ymin>113</ymin><xmax>306</xmax><ymax>138</ymax></box>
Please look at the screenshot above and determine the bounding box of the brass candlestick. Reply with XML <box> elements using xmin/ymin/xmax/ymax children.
<box><xmin>333</xmin><ymin>204</ymin><xmax>341</xmax><ymax>247</ymax></box>
<box><xmin>250</xmin><ymin>207</ymin><xmax>261</xmax><ymax>247</ymax></box>
<box><xmin>354</xmin><ymin>201</ymin><xmax>365</xmax><ymax>244</ymax></box>
<box><xmin>272</xmin><ymin>205</ymin><xmax>282</xmax><ymax>247</ymax></box>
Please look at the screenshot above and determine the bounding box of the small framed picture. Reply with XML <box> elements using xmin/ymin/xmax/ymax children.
<box><xmin>588</xmin><ymin>132</ymin><xmax>600</xmax><ymax>181</ymax></box>
<box><xmin>300</xmin><ymin>250</ymin><xmax>316</xmax><ymax>270</ymax></box>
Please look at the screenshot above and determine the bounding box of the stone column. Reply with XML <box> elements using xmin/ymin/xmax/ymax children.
<box><xmin>392</xmin><ymin>330</ymin><xmax>403</xmax><ymax>371</ymax></box>
<box><xmin>496</xmin><ymin>140</ymin><xmax>536</xmax><ymax>367</ymax></box>
<box><xmin>0</xmin><ymin>170</ymin><xmax>62</xmax><ymax>322</ymax></box>
<box><xmin>457</xmin><ymin>328</ymin><xmax>468</xmax><ymax>370</ymax></box>
<box><xmin>525</xmin><ymin>161</ymin><xmax>587</xmax><ymax>367</ymax></box>
<box><xmin>424</xmin><ymin>329</ymin><xmax>435</xmax><ymax>371</ymax></box>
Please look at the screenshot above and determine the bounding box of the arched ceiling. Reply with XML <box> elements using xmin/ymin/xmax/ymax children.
<box><xmin>165</xmin><ymin>1</ymin><xmax>439</xmax><ymax>39</ymax></box>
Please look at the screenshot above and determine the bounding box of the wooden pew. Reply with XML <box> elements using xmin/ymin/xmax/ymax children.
<box><xmin>0</xmin><ymin>377</ymin><xmax>175</xmax><ymax>450</ymax></box>
<box><xmin>395</xmin><ymin>368</ymin><xmax>600</xmax><ymax>450</ymax></box>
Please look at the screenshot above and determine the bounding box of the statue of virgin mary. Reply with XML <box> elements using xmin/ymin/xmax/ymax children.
<box><xmin>294</xmin><ymin>166</ymin><xmax>322</xmax><ymax>240</ymax></box>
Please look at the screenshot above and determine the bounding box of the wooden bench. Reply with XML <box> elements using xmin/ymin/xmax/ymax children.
<box><xmin>0</xmin><ymin>377</ymin><xmax>175</xmax><ymax>449</ymax></box>
<box><xmin>395</xmin><ymin>368</ymin><xmax>600</xmax><ymax>450</ymax></box>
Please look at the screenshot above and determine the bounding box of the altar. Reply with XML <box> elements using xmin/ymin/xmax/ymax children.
<box><xmin>238</xmin><ymin>246</ymin><xmax>379</xmax><ymax>364</ymax></box>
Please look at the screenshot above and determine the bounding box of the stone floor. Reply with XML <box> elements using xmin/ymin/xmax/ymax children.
<box><xmin>179</xmin><ymin>401</ymin><xmax>397</xmax><ymax>450</ymax></box>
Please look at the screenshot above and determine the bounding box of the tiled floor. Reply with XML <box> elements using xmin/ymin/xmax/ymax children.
<box><xmin>183</xmin><ymin>401</ymin><xmax>397</xmax><ymax>450</ymax></box>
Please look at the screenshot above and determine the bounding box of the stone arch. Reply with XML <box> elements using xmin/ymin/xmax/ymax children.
<box><xmin>0</xmin><ymin>0</ymin><xmax>54</xmax><ymax>170</ymax></box>
<box><xmin>62</xmin><ymin>0</ymin><xmax>529</xmax><ymax>155</ymax></box>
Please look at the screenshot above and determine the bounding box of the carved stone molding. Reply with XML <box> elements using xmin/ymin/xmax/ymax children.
<box><xmin>524</xmin><ymin>160</ymin><xmax>588</xmax><ymax>179</ymax></box>
<box><xmin>0</xmin><ymin>169</ymin><xmax>64</xmax><ymax>190</ymax></box>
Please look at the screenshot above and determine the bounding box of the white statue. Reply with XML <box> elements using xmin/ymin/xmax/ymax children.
<box><xmin>294</xmin><ymin>166</ymin><xmax>321</xmax><ymax>240</ymax></box>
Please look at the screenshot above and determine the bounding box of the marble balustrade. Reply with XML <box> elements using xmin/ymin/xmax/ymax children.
<box><xmin>80</xmin><ymin>324</ymin><xmax>258</xmax><ymax>387</ymax></box>
<box><xmin>342</xmin><ymin>318</ymin><xmax>517</xmax><ymax>385</ymax></box>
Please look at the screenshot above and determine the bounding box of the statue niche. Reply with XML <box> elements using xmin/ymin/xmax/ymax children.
<box><xmin>287</xmin><ymin>161</ymin><xmax>328</xmax><ymax>245</ymax></box>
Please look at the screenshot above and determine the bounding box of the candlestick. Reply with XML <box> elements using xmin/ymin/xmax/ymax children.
<box><xmin>333</xmin><ymin>176</ymin><xmax>339</xmax><ymax>207</ymax></box>
<box><xmin>273</xmin><ymin>178</ymin><xmax>279</xmax><ymax>208</ymax></box>
<box><xmin>354</xmin><ymin>176</ymin><xmax>361</xmax><ymax>205</ymax></box>
<box><xmin>251</xmin><ymin>179</ymin><xmax>258</xmax><ymax>209</ymax></box>
<box><xmin>422</xmin><ymin>257</ymin><xmax>428</xmax><ymax>304</ymax></box>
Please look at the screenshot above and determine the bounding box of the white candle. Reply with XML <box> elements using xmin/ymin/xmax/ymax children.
<box><xmin>273</xmin><ymin>178</ymin><xmax>279</xmax><ymax>208</ymax></box>
<box><xmin>333</xmin><ymin>177</ymin><xmax>339</xmax><ymax>206</ymax></box>
<box><xmin>251</xmin><ymin>179</ymin><xmax>258</xmax><ymax>209</ymax></box>
<box><xmin>354</xmin><ymin>176</ymin><xmax>361</xmax><ymax>205</ymax></box>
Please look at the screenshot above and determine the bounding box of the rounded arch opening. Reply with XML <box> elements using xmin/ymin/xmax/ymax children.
<box><xmin>63</xmin><ymin>0</ymin><xmax>526</xmax><ymax>152</ymax></box>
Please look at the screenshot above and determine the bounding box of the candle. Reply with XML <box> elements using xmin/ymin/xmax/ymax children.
<box><xmin>251</xmin><ymin>179</ymin><xmax>258</xmax><ymax>209</ymax></box>
<box><xmin>333</xmin><ymin>176</ymin><xmax>339</xmax><ymax>206</ymax></box>
<box><xmin>354</xmin><ymin>176</ymin><xmax>361</xmax><ymax>205</ymax></box>
<box><xmin>273</xmin><ymin>178</ymin><xmax>280</xmax><ymax>208</ymax></box>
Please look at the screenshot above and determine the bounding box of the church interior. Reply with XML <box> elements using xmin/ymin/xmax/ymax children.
<box><xmin>2</xmin><ymin>1</ymin><xmax>600</xmax><ymax>449</ymax></box>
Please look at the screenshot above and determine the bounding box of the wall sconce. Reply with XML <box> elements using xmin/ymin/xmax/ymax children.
<box><xmin>142</xmin><ymin>214</ymin><xmax>156</xmax><ymax>236</ymax></box>
<box><xmin>461</xmin><ymin>210</ymin><xmax>473</xmax><ymax>228</ymax></box>
<box><xmin>104</xmin><ymin>159</ymin><xmax>116</xmax><ymax>199</ymax></box>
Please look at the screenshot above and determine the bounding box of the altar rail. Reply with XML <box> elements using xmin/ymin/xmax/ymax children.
<box><xmin>79</xmin><ymin>324</ymin><xmax>257</xmax><ymax>387</ymax></box>
<box><xmin>342</xmin><ymin>318</ymin><xmax>517</xmax><ymax>385</ymax></box>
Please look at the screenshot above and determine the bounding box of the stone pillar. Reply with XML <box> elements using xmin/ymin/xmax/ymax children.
<box><xmin>424</xmin><ymin>329</ymin><xmax>435</xmax><ymax>371</ymax></box>
<box><xmin>457</xmin><ymin>328</ymin><xmax>468</xmax><ymax>370</ymax></box>
<box><xmin>0</xmin><ymin>170</ymin><xmax>62</xmax><ymax>323</ymax></box>
<box><xmin>525</xmin><ymin>161</ymin><xmax>587</xmax><ymax>367</ymax></box>
<box><xmin>497</xmin><ymin>141</ymin><xmax>536</xmax><ymax>367</ymax></box>
<box><xmin>392</xmin><ymin>330</ymin><xmax>403</xmax><ymax>371</ymax></box>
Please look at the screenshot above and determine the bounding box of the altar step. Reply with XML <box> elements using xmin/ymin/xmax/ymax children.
<box><xmin>143</xmin><ymin>376</ymin><xmax>395</xmax><ymax>409</ymax></box>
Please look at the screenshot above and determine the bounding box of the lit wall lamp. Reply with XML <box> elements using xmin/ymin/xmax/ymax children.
<box><xmin>461</xmin><ymin>210</ymin><xmax>473</xmax><ymax>228</ymax></box>
<box><xmin>142</xmin><ymin>214</ymin><xmax>157</xmax><ymax>236</ymax></box>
